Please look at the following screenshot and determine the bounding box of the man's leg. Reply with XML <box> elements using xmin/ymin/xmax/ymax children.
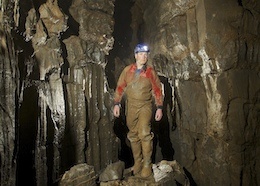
<box><xmin>138</xmin><ymin>104</ymin><xmax>153</xmax><ymax>178</ymax></box>
<box><xmin>127</xmin><ymin>133</ymin><xmax>142</xmax><ymax>175</ymax></box>
<box><xmin>140</xmin><ymin>133</ymin><xmax>154</xmax><ymax>178</ymax></box>
<box><xmin>126</xmin><ymin>102</ymin><xmax>142</xmax><ymax>175</ymax></box>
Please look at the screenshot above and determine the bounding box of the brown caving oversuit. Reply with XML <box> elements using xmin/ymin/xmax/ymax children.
<box><xmin>114</xmin><ymin>64</ymin><xmax>163</xmax><ymax>178</ymax></box>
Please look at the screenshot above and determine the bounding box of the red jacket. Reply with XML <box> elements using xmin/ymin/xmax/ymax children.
<box><xmin>114</xmin><ymin>63</ymin><xmax>163</xmax><ymax>108</ymax></box>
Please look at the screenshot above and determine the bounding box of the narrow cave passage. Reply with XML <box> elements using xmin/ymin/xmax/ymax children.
<box><xmin>17</xmin><ymin>87</ymin><xmax>38</xmax><ymax>186</ymax></box>
<box><xmin>106</xmin><ymin>0</ymin><xmax>134</xmax><ymax>89</ymax></box>
<box><xmin>108</xmin><ymin>0</ymin><xmax>135</xmax><ymax>169</ymax></box>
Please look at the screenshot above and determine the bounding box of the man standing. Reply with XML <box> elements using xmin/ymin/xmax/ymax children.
<box><xmin>113</xmin><ymin>43</ymin><xmax>163</xmax><ymax>178</ymax></box>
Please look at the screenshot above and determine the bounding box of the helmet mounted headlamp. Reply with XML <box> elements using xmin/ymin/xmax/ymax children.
<box><xmin>134</xmin><ymin>43</ymin><xmax>150</xmax><ymax>54</ymax></box>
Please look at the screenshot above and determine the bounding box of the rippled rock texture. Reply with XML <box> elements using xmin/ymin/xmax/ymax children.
<box><xmin>133</xmin><ymin>0</ymin><xmax>260</xmax><ymax>185</ymax></box>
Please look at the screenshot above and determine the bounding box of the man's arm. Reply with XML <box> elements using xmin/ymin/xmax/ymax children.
<box><xmin>150</xmin><ymin>68</ymin><xmax>163</xmax><ymax>107</ymax></box>
<box><xmin>113</xmin><ymin>67</ymin><xmax>128</xmax><ymax>117</ymax></box>
<box><xmin>114</xmin><ymin>67</ymin><xmax>127</xmax><ymax>105</ymax></box>
<box><xmin>149</xmin><ymin>67</ymin><xmax>164</xmax><ymax>121</ymax></box>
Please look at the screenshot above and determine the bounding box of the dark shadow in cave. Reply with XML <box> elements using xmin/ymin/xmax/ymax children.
<box><xmin>113</xmin><ymin>100</ymin><xmax>133</xmax><ymax>168</ymax></box>
<box><xmin>18</xmin><ymin>0</ymin><xmax>46</xmax><ymax>32</ymax></box>
<box><xmin>60</xmin><ymin>85</ymin><xmax>76</xmax><ymax>176</ymax></box>
<box><xmin>17</xmin><ymin>86</ymin><xmax>38</xmax><ymax>186</ymax></box>
<box><xmin>183</xmin><ymin>167</ymin><xmax>197</xmax><ymax>186</ymax></box>
<box><xmin>46</xmin><ymin>108</ymin><xmax>55</xmax><ymax>186</ymax></box>
<box><xmin>58</xmin><ymin>0</ymin><xmax>80</xmax><ymax>40</ymax></box>
<box><xmin>60</xmin><ymin>41</ymin><xmax>69</xmax><ymax>76</ymax></box>
<box><xmin>16</xmin><ymin>1</ymin><xmax>41</xmax><ymax>179</ymax></box>
<box><xmin>151</xmin><ymin>76</ymin><xmax>175</xmax><ymax>163</ymax></box>
<box><xmin>109</xmin><ymin>0</ymin><xmax>135</xmax><ymax>169</ymax></box>
<box><xmin>106</xmin><ymin>0</ymin><xmax>135</xmax><ymax>89</ymax></box>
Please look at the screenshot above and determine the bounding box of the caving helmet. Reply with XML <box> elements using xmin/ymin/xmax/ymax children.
<box><xmin>134</xmin><ymin>43</ymin><xmax>150</xmax><ymax>54</ymax></box>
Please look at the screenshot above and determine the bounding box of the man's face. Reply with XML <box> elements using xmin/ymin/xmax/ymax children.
<box><xmin>135</xmin><ymin>52</ymin><xmax>148</xmax><ymax>66</ymax></box>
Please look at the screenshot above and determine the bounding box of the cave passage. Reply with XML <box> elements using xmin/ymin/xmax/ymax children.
<box><xmin>2</xmin><ymin>0</ymin><xmax>258</xmax><ymax>185</ymax></box>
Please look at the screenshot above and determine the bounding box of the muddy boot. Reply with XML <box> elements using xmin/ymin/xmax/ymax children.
<box><xmin>130</xmin><ymin>140</ymin><xmax>143</xmax><ymax>175</ymax></box>
<box><xmin>140</xmin><ymin>137</ymin><xmax>153</xmax><ymax>178</ymax></box>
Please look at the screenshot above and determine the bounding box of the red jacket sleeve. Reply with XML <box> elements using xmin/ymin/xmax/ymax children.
<box><xmin>149</xmin><ymin>67</ymin><xmax>164</xmax><ymax>108</ymax></box>
<box><xmin>114</xmin><ymin>67</ymin><xmax>128</xmax><ymax>105</ymax></box>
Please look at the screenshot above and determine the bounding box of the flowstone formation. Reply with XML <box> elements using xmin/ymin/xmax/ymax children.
<box><xmin>20</xmin><ymin>0</ymin><xmax>117</xmax><ymax>185</ymax></box>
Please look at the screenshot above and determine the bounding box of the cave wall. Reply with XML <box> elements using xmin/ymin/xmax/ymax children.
<box><xmin>129</xmin><ymin>0</ymin><xmax>260</xmax><ymax>185</ymax></box>
<box><xmin>0</xmin><ymin>0</ymin><xmax>19</xmax><ymax>185</ymax></box>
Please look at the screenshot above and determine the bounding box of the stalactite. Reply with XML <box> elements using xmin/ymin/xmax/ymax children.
<box><xmin>47</xmin><ymin>72</ymin><xmax>66</xmax><ymax>182</ymax></box>
<box><xmin>24</xmin><ymin>0</ymin><xmax>68</xmax><ymax>184</ymax></box>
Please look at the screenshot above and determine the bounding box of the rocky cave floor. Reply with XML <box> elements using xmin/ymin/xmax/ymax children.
<box><xmin>60</xmin><ymin>160</ymin><xmax>190</xmax><ymax>186</ymax></box>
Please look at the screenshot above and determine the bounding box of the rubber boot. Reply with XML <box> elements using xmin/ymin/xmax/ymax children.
<box><xmin>140</xmin><ymin>139</ymin><xmax>153</xmax><ymax>178</ymax></box>
<box><xmin>130</xmin><ymin>141</ymin><xmax>143</xmax><ymax>175</ymax></box>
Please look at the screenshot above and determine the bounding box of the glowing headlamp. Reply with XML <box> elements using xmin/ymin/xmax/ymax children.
<box><xmin>134</xmin><ymin>44</ymin><xmax>150</xmax><ymax>54</ymax></box>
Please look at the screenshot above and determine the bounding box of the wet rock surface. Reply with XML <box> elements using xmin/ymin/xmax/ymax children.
<box><xmin>133</xmin><ymin>0</ymin><xmax>260</xmax><ymax>185</ymax></box>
